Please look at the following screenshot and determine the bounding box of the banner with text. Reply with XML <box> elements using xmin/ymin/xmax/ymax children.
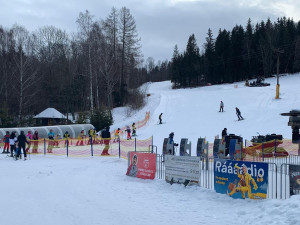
<box><xmin>126</xmin><ymin>152</ymin><xmax>156</xmax><ymax>179</ymax></box>
<box><xmin>289</xmin><ymin>165</ymin><xmax>300</xmax><ymax>196</ymax></box>
<box><xmin>165</xmin><ymin>155</ymin><xmax>200</xmax><ymax>183</ymax></box>
<box><xmin>214</xmin><ymin>159</ymin><xmax>268</xmax><ymax>199</ymax></box>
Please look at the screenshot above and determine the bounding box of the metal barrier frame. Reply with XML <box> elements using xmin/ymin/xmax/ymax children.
<box><xmin>155</xmin><ymin>155</ymin><xmax>300</xmax><ymax>200</ymax></box>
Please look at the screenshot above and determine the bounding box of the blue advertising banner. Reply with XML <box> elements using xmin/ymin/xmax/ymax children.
<box><xmin>214</xmin><ymin>159</ymin><xmax>268</xmax><ymax>199</ymax></box>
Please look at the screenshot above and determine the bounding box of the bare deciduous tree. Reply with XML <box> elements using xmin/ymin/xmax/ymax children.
<box><xmin>76</xmin><ymin>10</ymin><xmax>95</xmax><ymax>112</ymax></box>
<box><xmin>11</xmin><ymin>25</ymin><xmax>40</xmax><ymax>122</ymax></box>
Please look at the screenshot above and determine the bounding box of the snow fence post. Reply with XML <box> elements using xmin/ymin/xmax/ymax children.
<box><xmin>118</xmin><ymin>139</ymin><xmax>121</xmax><ymax>158</ymax></box>
<box><xmin>152</xmin><ymin>136</ymin><xmax>154</xmax><ymax>153</ymax></box>
<box><xmin>44</xmin><ymin>138</ymin><xmax>46</xmax><ymax>156</ymax></box>
<box><xmin>135</xmin><ymin>138</ymin><xmax>136</xmax><ymax>152</ymax></box>
<box><xmin>275</xmin><ymin>139</ymin><xmax>277</xmax><ymax>158</ymax></box>
<box><xmin>66</xmin><ymin>139</ymin><xmax>69</xmax><ymax>157</ymax></box>
<box><xmin>91</xmin><ymin>136</ymin><xmax>93</xmax><ymax>157</ymax></box>
<box><xmin>262</xmin><ymin>142</ymin><xmax>264</xmax><ymax>161</ymax></box>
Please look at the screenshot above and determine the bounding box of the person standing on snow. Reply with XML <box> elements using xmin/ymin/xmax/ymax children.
<box><xmin>32</xmin><ymin>131</ymin><xmax>39</xmax><ymax>153</ymax></box>
<box><xmin>219</xmin><ymin>101</ymin><xmax>224</xmax><ymax>112</ymax></box>
<box><xmin>9</xmin><ymin>131</ymin><xmax>17</xmax><ymax>157</ymax></box>
<box><xmin>222</xmin><ymin>128</ymin><xmax>227</xmax><ymax>139</ymax></box>
<box><xmin>2</xmin><ymin>131</ymin><xmax>10</xmax><ymax>153</ymax></box>
<box><xmin>159</xmin><ymin>113</ymin><xmax>163</xmax><ymax>124</ymax></box>
<box><xmin>114</xmin><ymin>128</ymin><xmax>121</xmax><ymax>142</ymax></box>
<box><xmin>16</xmin><ymin>131</ymin><xmax>29</xmax><ymax>160</ymax></box>
<box><xmin>101</xmin><ymin>127</ymin><xmax>111</xmax><ymax>155</ymax></box>
<box><xmin>168</xmin><ymin>132</ymin><xmax>178</xmax><ymax>155</ymax></box>
<box><xmin>25</xmin><ymin>131</ymin><xmax>32</xmax><ymax>153</ymax></box>
<box><xmin>47</xmin><ymin>129</ymin><xmax>55</xmax><ymax>153</ymax></box>
<box><xmin>132</xmin><ymin>123</ymin><xmax>136</xmax><ymax>136</ymax></box>
<box><xmin>235</xmin><ymin>107</ymin><xmax>244</xmax><ymax>120</ymax></box>
<box><xmin>126</xmin><ymin>126</ymin><xmax>131</xmax><ymax>140</ymax></box>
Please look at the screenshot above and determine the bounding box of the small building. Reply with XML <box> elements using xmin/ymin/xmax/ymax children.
<box><xmin>34</xmin><ymin>108</ymin><xmax>67</xmax><ymax>126</ymax></box>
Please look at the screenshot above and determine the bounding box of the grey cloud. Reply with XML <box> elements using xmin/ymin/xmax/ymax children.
<box><xmin>0</xmin><ymin>0</ymin><xmax>294</xmax><ymax>63</ymax></box>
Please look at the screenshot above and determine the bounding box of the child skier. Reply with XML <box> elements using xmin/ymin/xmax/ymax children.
<box><xmin>132</xmin><ymin>123</ymin><xmax>136</xmax><ymax>136</ymax></box>
<box><xmin>2</xmin><ymin>131</ymin><xmax>10</xmax><ymax>153</ymax></box>
<box><xmin>126</xmin><ymin>126</ymin><xmax>131</xmax><ymax>140</ymax></box>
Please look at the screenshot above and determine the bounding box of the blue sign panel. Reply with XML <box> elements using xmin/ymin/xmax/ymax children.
<box><xmin>214</xmin><ymin>159</ymin><xmax>268</xmax><ymax>199</ymax></box>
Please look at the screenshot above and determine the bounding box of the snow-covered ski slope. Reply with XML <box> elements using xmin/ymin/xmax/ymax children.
<box><xmin>1</xmin><ymin>74</ymin><xmax>300</xmax><ymax>225</ymax></box>
<box><xmin>113</xmin><ymin>73</ymin><xmax>300</xmax><ymax>154</ymax></box>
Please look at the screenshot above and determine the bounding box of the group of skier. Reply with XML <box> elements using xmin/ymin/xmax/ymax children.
<box><xmin>1</xmin><ymin>130</ymin><xmax>39</xmax><ymax>160</ymax></box>
<box><xmin>219</xmin><ymin>101</ymin><xmax>244</xmax><ymax>121</ymax></box>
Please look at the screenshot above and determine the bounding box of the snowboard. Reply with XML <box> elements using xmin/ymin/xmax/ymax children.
<box><xmin>235</xmin><ymin>118</ymin><xmax>245</xmax><ymax>121</ymax></box>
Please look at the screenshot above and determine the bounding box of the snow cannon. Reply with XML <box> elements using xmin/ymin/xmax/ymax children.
<box><xmin>213</xmin><ymin>139</ymin><xmax>225</xmax><ymax>158</ymax></box>
<box><xmin>197</xmin><ymin>138</ymin><xmax>209</xmax><ymax>159</ymax></box>
<box><xmin>224</xmin><ymin>134</ymin><xmax>243</xmax><ymax>158</ymax></box>
<box><xmin>281</xmin><ymin>110</ymin><xmax>300</xmax><ymax>144</ymax></box>
<box><xmin>179</xmin><ymin>138</ymin><xmax>191</xmax><ymax>156</ymax></box>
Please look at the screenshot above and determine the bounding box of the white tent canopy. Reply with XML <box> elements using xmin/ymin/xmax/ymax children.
<box><xmin>34</xmin><ymin>108</ymin><xmax>66</xmax><ymax>119</ymax></box>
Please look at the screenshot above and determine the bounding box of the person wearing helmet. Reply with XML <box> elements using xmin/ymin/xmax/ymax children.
<box><xmin>47</xmin><ymin>129</ymin><xmax>55</xmax><ymax>153</ymax></box>
<box><xmin>168</xmin><ymin>132</ymin><xmax>178</xmax><ymax>155</ymax></box>
<box><xmin>159</xmin><ymin>113</ymin><xmax>163</xmax><ymax>124</ymax></box>
<box><xmin>76</xmin><ymin>130</ymin><xmax>85</xmax><ymax>146</ymax></box>
<box><xmin>126</xmin><ymin>126</ymin><xmax>131</xmax><ymax>140</ymax></box>
<box><xmin>2</xmin><ymin>131</ymin><xmax>10</xmax><ymax>154</ymax></box>
<box><xmin>219</xmin><ymin>101</ymin><xmax>224</xmax><ymax>112</ymax></box>
<box><xmin>64</xmin><ymin>131</ymin><xmax>70</xmax><ymax>147</ymax></box>
<box><xmin>114</xmin><ymin>128</ymin><xmax>121</xmax><ymax>142</ymax></box>
<box><xmin>132</xmin><ymin>123</ymin><xmax>136</xmax><ymax>136</ymax></box>
<box><xmin>101</xmin><ymin>127</ymin><xmax>111</xmax><ymax>155</ymax></box>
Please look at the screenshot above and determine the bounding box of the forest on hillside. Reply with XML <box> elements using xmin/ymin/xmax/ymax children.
<box><xmin>1</xmin><ymin>10</ymin><xmax>300</xmax><ymax>127</ymax></box>
<box><xmin>147</xmin><ymin>17</ymin><xmax>300</xmax><ymax>87</ymax></box>
<box><xmin>0</xmin><ymin>7</ymin><xmax>149</xmax><ymax>127</ymax></box>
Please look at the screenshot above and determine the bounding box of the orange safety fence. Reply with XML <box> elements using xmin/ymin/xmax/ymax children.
<box><xmin>242</xmin><ymin>139</ymin><xmax>299</xmax><ymax>161</ymax></box>
<box><xmin>112</xmin><ymin>111</ymin><xmax>150</xmax><ymax>139</ymax></box>
<box><xmin>20</xmin><ymin>136</ymin><xmax>153</xmax><ymax>160</ymax></box>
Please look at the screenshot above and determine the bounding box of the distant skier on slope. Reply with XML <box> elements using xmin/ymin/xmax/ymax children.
<box><xmin>219</xmin><ymin>101</ymin><xmax>224</xmax><ymax>112</ymax></box>
<box><xmin>235</xmin><ymin>107</ymin><xmax>244</xmax><ymax>120</ymax></box>
<box><xmin>126</xmin><ymin>126</ymin><xmax>131</xmax><ymax>140</ymax></box>
<box><xmin>132</xmin><ymin>123</ymin><xmax>136</xmax><ymax>136</ymax></box>
<box><xmin>159</xmin><ymin>113</ymin><xmax>163</xmax><ymax>124</ymax></box>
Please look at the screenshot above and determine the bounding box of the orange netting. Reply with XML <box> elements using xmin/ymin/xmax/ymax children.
<box><xmin>21</xmin><ymin>136</ymin><xmax>153</xmax><ymax>160</ymax></box>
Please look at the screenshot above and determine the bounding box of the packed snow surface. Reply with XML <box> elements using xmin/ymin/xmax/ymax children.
<box><xmin>1</xmin><ymin>74</ymin><xmax>300</xmax><ymax>225</ymax></box>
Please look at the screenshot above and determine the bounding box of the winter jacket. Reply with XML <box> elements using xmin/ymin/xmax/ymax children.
<box><xmin>64</xmin><ymin>132</ymin><xmax>70</xmax><ymax>139</ymax></box>
<box><xmin>33</xmin><ymin>132</ymin><xmax>39</xmax><ymax>140</ymax></box>
<box><xmin>26</xmin><ymin>132</ymin><xmax>32</xmax><ymax>140</ymax></box>
<box><xmin>17</xmin><ymin>134</ymin><xmax>29</xmax><ymax>147</ymax></box>
<box><xmin>222</xmin><ymin>129</ymin><xmax>227</xmax><ymax>137</ymax></box>
<box><xmin>48</xmin><ymin>132</ymin><xmax>55</xmax><ymax>140</ymax></box>
<box><xmin>3</xmin><ymin>134</ymin><xmax>10</xmax><ymax>143</ymax></box>
<box><xmin>102</xmin><ymin>130</ymin><xmax>111</xmax><ymax>139</ymax></box>
<box><xmin>10</xmin><ymin>137</ymin><xmax>17</xmax><ymax>146</ymax></box>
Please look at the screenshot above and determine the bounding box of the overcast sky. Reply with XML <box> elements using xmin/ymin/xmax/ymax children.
<box><xmin>0</xmin><ymin>0</ymin><xmax>299</xmax><ymax>63</ymax></box>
